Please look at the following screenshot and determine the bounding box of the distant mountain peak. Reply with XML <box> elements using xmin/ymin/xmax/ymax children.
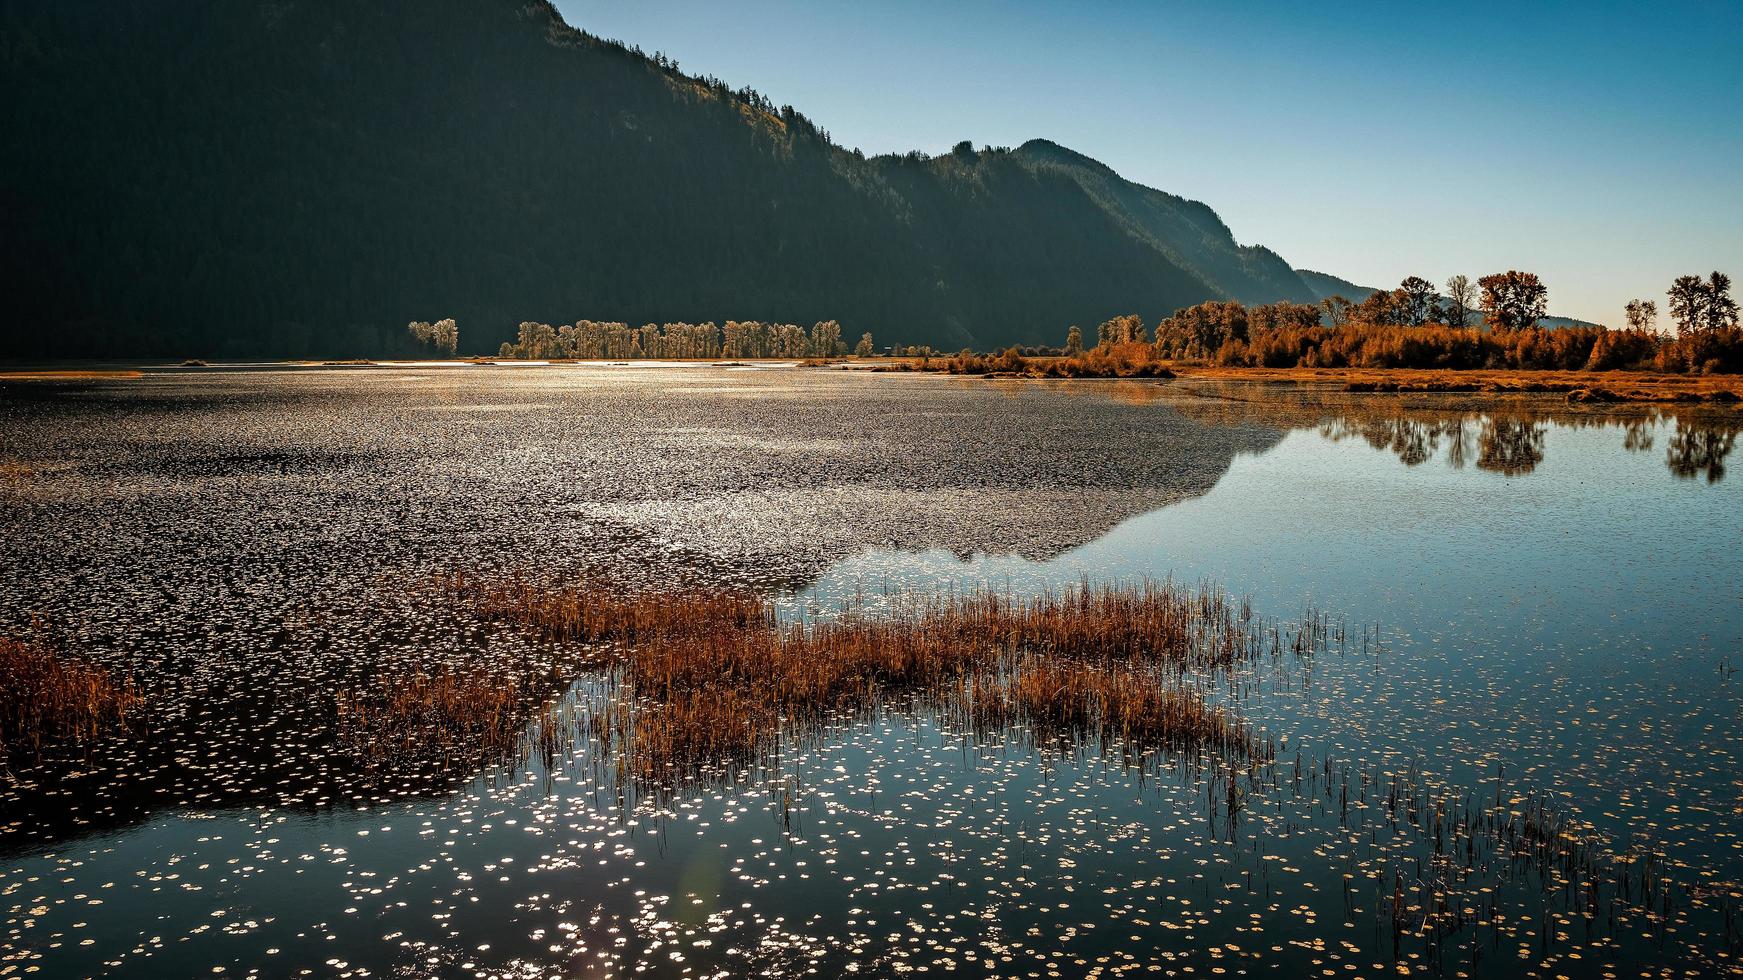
<box><xmin>1012</xmin><ymin>138</ymin><xmax>1119</xmax><ymax>177</ymax></box>
<box><xmin>1013</xmin><ymin>140</ymin><xmax>1315</xmax><ymax>306</ymax></box>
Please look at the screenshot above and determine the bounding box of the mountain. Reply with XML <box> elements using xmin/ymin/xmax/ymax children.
<box><xmin>0</xmin><ymin>1</ymin><xmax>1583</xmax><ymax>359</ymax></box>
<box><xmin>1297</xmin><ymin>270</ymin><xmax>1380</xmax><ymax>303</ymax></box>
<box><xmin>0</xmin><ymin>0</ymin><xmax>1349</xmax><ymax>359</ymax></box>
<box><xmin>1012</xmin><ymin>141</ymin><xmax>1319</xmax><ymax>307</ymax></box>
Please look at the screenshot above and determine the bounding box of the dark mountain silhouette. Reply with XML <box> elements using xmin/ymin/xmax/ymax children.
<box><xmin>1297</xmin><ymin>270</ymin><xmax>1380</xmax><ymax>303</ymax></box>
<box><xmin>1011</xmin><ymin>140</ymin><xmax>1318</xmax><ymax>307</ymax></box>
<box><xmin>0</xmin><ymin>1</ymin><xmax>1563</xmax><ymax>358</ymax></box>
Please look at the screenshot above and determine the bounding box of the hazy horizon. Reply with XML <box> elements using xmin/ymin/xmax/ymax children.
<box><xmin>563</xmin><ymin>0</ymin><xmax>1743</xmax><ymax>325</ymax></box>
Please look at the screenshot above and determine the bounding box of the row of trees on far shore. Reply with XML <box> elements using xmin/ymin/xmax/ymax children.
<box><xmin>407</xmin><ymin>318</ymin><xmax>458</xmax><ymax>355</ymax></box>
<box><xmin>494</xmin><ymin>320</ymin><xmax>875</xmax><ymax>360</ymax></box>
<box><xmin>1294</xmin><ymin>271</ymin><xmax>1734</xmax><ymax>338</ymax></box>
<box><xmin>1310</xmin><ymin>273</ymin><xmax>1545</xmax><ymax>332</ymax></box>
<box><xmin>1053</xmin><ymin>270</ymin><xmax>1739</xmax><ymax>373</ymax></box>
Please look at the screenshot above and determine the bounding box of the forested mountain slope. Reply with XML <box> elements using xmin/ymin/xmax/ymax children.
<box><xmin>3</xmin><ymin>0</ymin><xmax>1330</xmax><ymax>357</ymax></box>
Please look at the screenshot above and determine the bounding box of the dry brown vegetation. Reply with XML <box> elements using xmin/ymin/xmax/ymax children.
<box><xmin>443</xmin><ymin>573</ymin><xmax>1272</xmax><ymax>782</ymax></box>
<box><xmin>1167</xmin><ymin>365</ymin><xmax>1743</xmax><ymax>402</ymax></box>
<box><xmin>898</xmin><ymin>349</ymin><xmax>1743</xmax><ymax>401</ymax></box>
<box><xmin>940</xmin><ymin>342</ymin><xmax>1174</xmax><ymax>379</ymax></box>
<box><xmin>430</xmin><ymin>571</ymin><xmax>1654</xmax><ymax>944</ymax></box>
<box><xmin>1154</xmin><ymin>301</ymin><xmax>1742</xmax><ymax>374</ymax></box>
<box><xmin>0</xmin><ymin>635</ymin><xmax>140</xmax><ymax>756</ymax></box>
<box><xmin>956</xmin><ymin>658</ymin><xmax>1235</xmax><ymax>751</ymax></box>
<box><xmin>0</xmin><ymin>370</ymin><xmax>144</xmax><ymax>381</ymax></box>
<box><xmin>336</xmin><ymin>666</ymin><xmax>523</xmax><ymax>761</ymax></box>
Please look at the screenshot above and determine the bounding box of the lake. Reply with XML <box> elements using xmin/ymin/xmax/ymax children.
<box><xmin>1</xmin><ymin>364</ymin><xmax>1739</xmax><ymax>978</ymax></box>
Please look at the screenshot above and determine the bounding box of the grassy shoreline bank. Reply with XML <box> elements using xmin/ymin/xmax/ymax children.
<box><xmin>873</xmin><ymin>351</ymin><xmax>1743</xmax><ymax>402</ymax></box>
<box><xmin>1174</xmin><ymin>365</ymin><xmax>1743</xmax><ymax>401</ymax></box>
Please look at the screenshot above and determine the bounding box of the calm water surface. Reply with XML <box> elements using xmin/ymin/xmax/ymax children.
<box><xmin>1</xmin><ymin>366</ymin><xmax>1739</xmax><ymax>979</ymax></box>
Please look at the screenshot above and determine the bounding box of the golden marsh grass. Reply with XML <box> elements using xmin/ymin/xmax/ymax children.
<box><xmin>441</xmin><ymin>573</ymin><xmax>1272</xmax><ymax>782</ymax></box>
<box><xmin>0</xmin><ymin>634</ymin><xmax>140</xmax><ymax>755</ymax></box>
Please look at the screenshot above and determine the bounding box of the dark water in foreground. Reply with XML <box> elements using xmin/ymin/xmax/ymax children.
<box><xmin>1</xmin><ymin>365</ymin><xmax>1739</xmax><ymax>979</ymax></box>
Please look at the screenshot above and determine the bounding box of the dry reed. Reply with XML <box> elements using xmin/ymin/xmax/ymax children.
<box><xmin>335</xmin><ymin>666</ymin><xmax>535</xmax><ymax>766</ymax></box>
<box><xmin>441</xmin><ymin>573</ymin><xmax>1269</xmax><ymax>783</ymax></box>
<box><xmin>959</xmin><ymin>658</ymin><xmax>1249</xmax><ymax>756</ymax></box>
<box><xmin>0</xmin><ymin>635</ymin><xmax>140</xmax><ymax>755</ymax></box>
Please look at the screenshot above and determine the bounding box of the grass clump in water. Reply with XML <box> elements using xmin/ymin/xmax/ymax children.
<box><xmin>963</xmin><ymin>658</ymin><xmax>1245</xmax><ymax>755</ymax></box>
<box><xmin>443</xmin><ymin>573</ymin><xmax>1270</xmax><ymax>782</ymax></box>
<box><xmin>0</xmin><ymin>635</ymin><xmax>140</xmax><ymax>757</ymax></box>
<box><xmin>333</xmin><ymin>665</ymin><xmax>582</xmax><ymax>780</ymax></box>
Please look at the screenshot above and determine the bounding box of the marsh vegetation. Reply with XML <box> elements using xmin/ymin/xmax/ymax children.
<box><xmin>0</xmin><ymin>634</ymin><xmax>138</xmax><ymax>759</ymax></box>
<box><xmin>446</xmin><ymin>574</ymin><xmax>1275</xmax><ymax>781</ymax></box>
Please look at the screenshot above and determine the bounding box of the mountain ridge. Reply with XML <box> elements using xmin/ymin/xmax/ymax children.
<box><xmin>0</xmin><ymin>0</ymin><xmax>1577</xmax><ymax>357</ymax></box>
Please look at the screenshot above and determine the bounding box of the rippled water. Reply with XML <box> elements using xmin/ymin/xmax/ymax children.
<box><xmin>1</xmin><ymin>365</ymin><xmax>1739</xmax><ymax>978</ymax></box>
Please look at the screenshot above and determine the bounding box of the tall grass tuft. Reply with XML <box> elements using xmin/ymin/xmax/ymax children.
<box><xmin>334</xmin><ymin>666</ymin><xmax>526</xmax><ymax>764</ymax></box>
<box><xmin>440</xmin><ymin>573</ymin><xmax>1273</xmax><ymax>783</ymax></box>
<box><xmin>0</xmin><ymin>635</ymin><xmax>140</xmax><ymax>755</ymax></box>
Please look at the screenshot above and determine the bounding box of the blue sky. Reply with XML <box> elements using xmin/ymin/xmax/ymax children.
<box><xmin>556</xmin><ymin>0</ymin><xmax>1742</xmax><ymax>324</ymax></box>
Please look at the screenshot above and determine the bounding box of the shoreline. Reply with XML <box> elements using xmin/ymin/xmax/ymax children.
<box><xmin>876</xmin><ymin>357</ymin><xmax>1743</xmax><ymax>403</ymax></box>
<box><xmin>5</xmin><ymin>359</ymin><xmax>1740</xmax><ymax>405</ymax></box>
<box><xmin>1170</xmin><ymin>365</ymin><xmax>1743</xmax><ymax>402</ymax></box>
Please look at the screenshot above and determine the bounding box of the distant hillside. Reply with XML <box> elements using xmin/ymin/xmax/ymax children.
<box><xmin>1296</xmin><ymin>270</ymin><xmax>1380</xmax><ymax>303</ymax></box>
<box><xmin>1011</xmin><ymin>141</ymin><xmax>1318</xmax><ymax>306</ymax></box>
<box><xmin>0</xmin><ymin>0</ymin><xmax>1346</xmax><ymax>358</ymax></box>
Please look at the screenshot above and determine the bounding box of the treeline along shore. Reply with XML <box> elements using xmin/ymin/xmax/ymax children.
<box><xmin>912</xmin><ymin>270</ymin><xmax>1743</xmax><ymax>386</ymax></box>
<box><xmin>466</xmin><ymin>270</ymin><xmax>1741</xmax><ymax>384</ymax></box>
<box><xmin>486</xmin><ymin>319</ymin><xmax>875</xmax><ymax>360</ymax></box>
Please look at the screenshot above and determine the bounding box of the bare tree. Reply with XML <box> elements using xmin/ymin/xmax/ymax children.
<box><xmin>1442</xmin><ymin>275</ymin><xmax>1476</xmax><ymax>328</ymax></box>
<box><xmin>1623</xmin><ymin>299</ymin><xmax>1658</xmax><ymax>333</ymax></box>
<box><xmin>1319</xmin><ymin>295</ymin><xmax>1353</xmax><ymax>328</ymax></box>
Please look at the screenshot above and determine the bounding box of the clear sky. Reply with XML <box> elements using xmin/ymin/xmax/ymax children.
<box><xmin>555</xmin><ymin>0</ymin><xmax>1741</xmax><ymax>324</ymax></box>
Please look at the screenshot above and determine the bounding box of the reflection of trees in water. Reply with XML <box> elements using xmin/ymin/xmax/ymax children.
<box><xmin>1475</xmin><ymin>418</ymin><xmax>1546</xmax><ymax>475</ymax></box>
<box><xmin>1024</xmin><ymin>377</ymin><xmax>1741</xmax><ymax>483</ymax></box>
<box><xmin>1666</xmin><ymin>424</ymin><xmax>1736</xmax><ymax>483</ymax></box>
<box><xmin>1444</xmin><ymin>420</ymin><xmax>1472</xmax><ymax>470</ymax></box>
<box><xmin>1180</xmin><ymin>386</ymin><xmax>1739</xmax><ymax>482</ymax></box>
<box><xmin>1319</xmin><ymin>418</ymin><xmax>1469</xmax><ymax>468</ymax></box>
<box><xmin>1338</xmin><ymin>412</ymin><xmax>1736</xmax><ymax>480</ymax></box>
<box><xmin>1320</xmin><ymin>415</ymin><xmax>1544</xmax><ymax>475</ymax></box>
<box><xmin>1621</xmin><ymin>418</ymin><xmax>1655</xmax><ymax>453</ymax></box>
